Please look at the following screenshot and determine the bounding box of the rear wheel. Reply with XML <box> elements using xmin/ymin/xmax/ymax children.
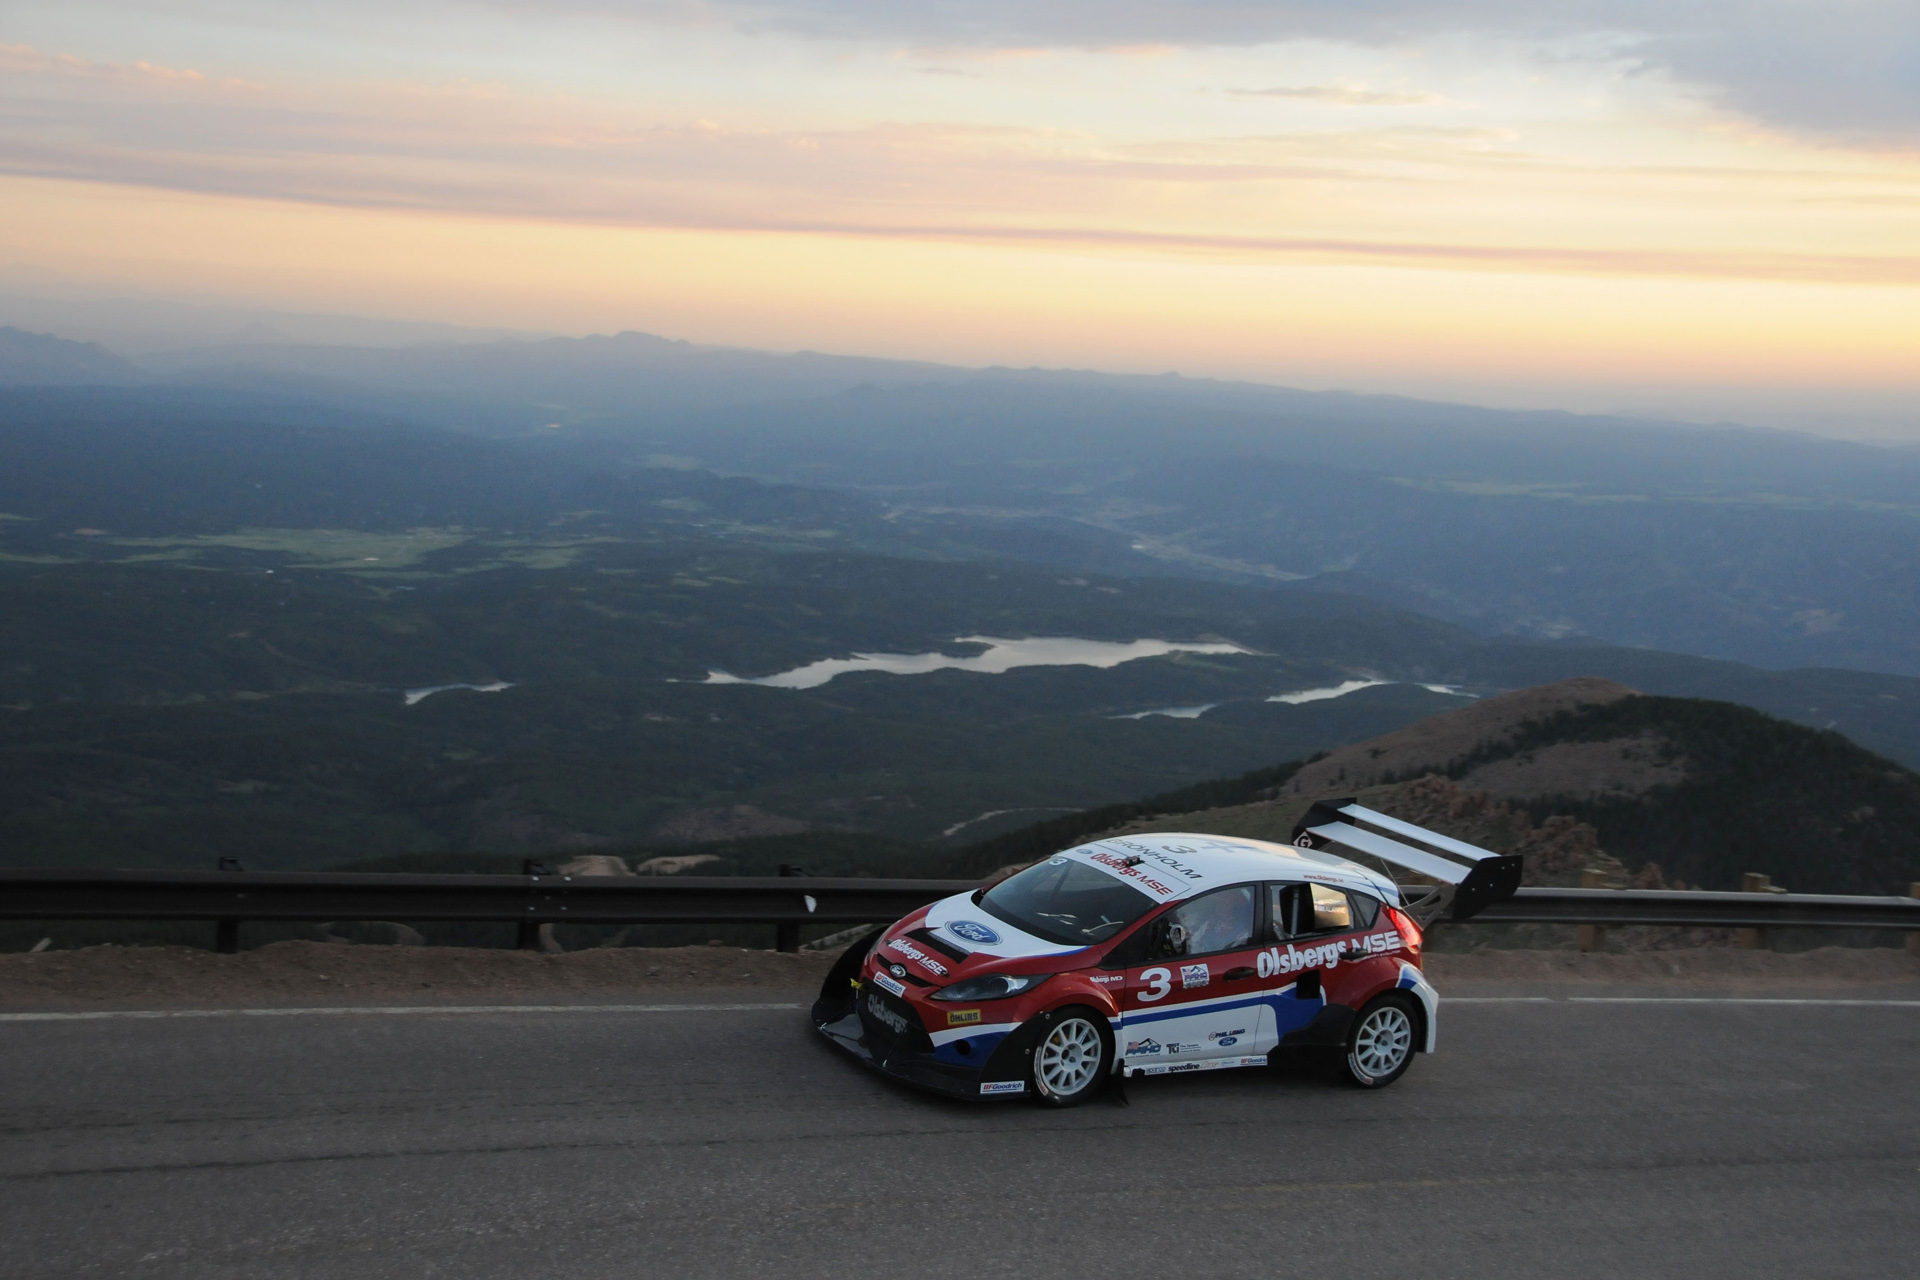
<box><xmin>1338</xmin><ymin>994</ymin><xmax>1417</xmax><ymax>1088</ymax></box>
<box><xmin>1031</xmin><ymin>1009</ymin><xmax>1109</xmax><ymax>1107</ymax></box>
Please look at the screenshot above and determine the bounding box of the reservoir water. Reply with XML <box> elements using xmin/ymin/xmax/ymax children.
<box><xmin>403</xmin><ymin>681</ymin><xmax>515</xmax><ymax>707</ymax></box>
<box><xmin>1110</xmin><ymin>704</ymin><xmax>1218</xmax><ymax>720</ymax></box>
<box><xmin>701</xmin><ymin>636</ymin><xmax>1248</xmax><ymax>691</ymax></box>
<box><xmin>1268</xmin><ymin>680</ymin><xmax>1472</xmax><ymax>704</ymax></box>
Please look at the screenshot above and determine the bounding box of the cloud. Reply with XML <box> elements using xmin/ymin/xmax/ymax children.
<box><xmin>1228</xmin><ymin>85</ymin><xmax>1444</xmax><ymax>106</ymax></box>
<box><xmin>539</xmin><ymin>1</ymin><xmax>1920</xmax><ymax>140</ymax></box>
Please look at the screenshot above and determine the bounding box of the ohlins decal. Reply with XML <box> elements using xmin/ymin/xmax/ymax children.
<box><xmin>885</xmin><ymin>937</ymin><xmax>949</xmax><ymax>977</ymax></box>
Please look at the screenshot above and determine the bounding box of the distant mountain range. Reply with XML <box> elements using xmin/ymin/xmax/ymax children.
<box><xmin>0</xmin><ymin>327</ymin><xmax>144</xmax><ymax>387</ymax></box>
<box><xmin>3</xmin><ymin>321</ymin><xmax>1916</xmax><ymax>675</ymax></box>
<box><xmin>0</xmin><ymin>322</ymin><xmax>1916</xmax><ymax>881</ymax></box>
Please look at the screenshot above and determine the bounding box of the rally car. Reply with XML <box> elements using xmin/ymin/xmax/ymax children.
<box><xmin>812</xmin><ymin>799</ymin><xmax>1522</xmax><ymax>1105</ymax></box>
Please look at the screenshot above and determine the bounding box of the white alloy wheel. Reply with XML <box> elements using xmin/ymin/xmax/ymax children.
<box><xmin>1033</xmin><ymin>1014</ymin><xmax>1106</xmax><ymax>1105</ymax></box>
<box><xmin>1345</xmin><ymin>1000</ymin><xmax>1414</xmax><ymax>1087</ymax></box>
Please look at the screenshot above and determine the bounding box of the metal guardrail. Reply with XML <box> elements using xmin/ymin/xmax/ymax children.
<box><xmin>1</xmin><ymin>871</ymin><xmax>1914</xmax><ymax>953</ymax></box>
<box><xmin>0</xmin><ymin>868</ymin><xmax>979</xmax><ymax>953</ymax></box>
<box><xmin>1479</xmin><ymin>887</ymin><xmax>1920</xmax><ymax>930</ymax></box>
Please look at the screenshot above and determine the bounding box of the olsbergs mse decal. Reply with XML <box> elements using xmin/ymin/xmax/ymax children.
<box><xmin>1254</xmin><ymin>929</ymin><xmax>1404</xmax><ymax>978</ymax></box>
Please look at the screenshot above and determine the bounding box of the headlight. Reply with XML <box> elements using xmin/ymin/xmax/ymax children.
<box><xmin>931</xmin><ymin>973</ymin><xmax>1050</xmax><ymax>1002</ymax></box>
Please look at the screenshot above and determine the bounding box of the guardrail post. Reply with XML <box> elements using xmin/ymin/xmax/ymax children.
<box><xmin>775</xmin><ymin>864</ymin><xmax>807</xmax><ymax>953</ymax></box>
<box><xmin>1910</xmin><ymin>882</ymin><xmax>1920</xmax><ymax>957</ymax></box>
<box><xmin>1739</xmin><ymin>872</ymin><xmax>1771</xmax><ymax>950</ymax></box>
<box><xmin>1577</xmin><ymin>869</ymin><xmax>1608</xmax><ymax>952</ymax></box>
<box><xmin>215</xmin><ymin>920</ymin><xmax>239</xmax><ymax>954</ymax></box>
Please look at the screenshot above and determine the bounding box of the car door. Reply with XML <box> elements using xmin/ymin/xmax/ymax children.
<box><xmin>1119</xmin><ymin>884</ymin><xmax>1275</xmax><ymax>1070</ymax></box>
<box><xmin>1259</xmin><ymin>881</ymin><xmax>1366</xmax><ymax>1041</ymax></box>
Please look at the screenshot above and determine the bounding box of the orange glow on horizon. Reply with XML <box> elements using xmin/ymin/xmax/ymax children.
<box><xmin>7</xmin><ymin>175</ymin><xmax>1918</xmax><ymax>402</ymax></box>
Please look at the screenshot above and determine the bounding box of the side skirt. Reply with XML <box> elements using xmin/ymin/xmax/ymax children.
<box><xmin>1123</xmin><ymin>1054</ymin><xmax>1267</xmax><ymax>1078</ymax></box>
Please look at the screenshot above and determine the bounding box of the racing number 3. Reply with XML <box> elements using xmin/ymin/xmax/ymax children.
<box><xmin>1137</xmin><ymin>967</ymin><xmax>1172</xmax><ymax>1002</ymax></box>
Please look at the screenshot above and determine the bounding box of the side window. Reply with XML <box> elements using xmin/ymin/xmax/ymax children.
<box><xmin>1147</xmin><ymin>886</ymin><xmax>1255</xmax><ymax>959</ymax></box>
<box><xmin>1349</xmin><ymin>892</ymin><xmax>1381</xmax><ymax>931</ymax></box>
<box><xmin>1310</xmin><ymin>884</ymin><xmax>1352</xmax><ymax>932</ymax></box>
<box><xmin>1268</xmin><ymin>883</ymin><xmax>1358</xmax><ymax>940</ymax></box>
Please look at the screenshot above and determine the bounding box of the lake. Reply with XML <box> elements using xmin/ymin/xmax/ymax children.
<box><xmin>701</xmin><ymin>635</ymin><xmax>1249</xmax><ymax>690</ymax></box>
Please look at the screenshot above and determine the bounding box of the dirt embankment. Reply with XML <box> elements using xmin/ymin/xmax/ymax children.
<box><xmin>0</xmin><ymin>939</ymin><xmax>1913</xmax><ymax>1010</ymax></box>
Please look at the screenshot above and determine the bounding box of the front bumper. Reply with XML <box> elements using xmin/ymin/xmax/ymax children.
<box><xmin>812</xmin><ymin>983</ymin><xmax>1039</xmax><ymax>1101</ymax></box>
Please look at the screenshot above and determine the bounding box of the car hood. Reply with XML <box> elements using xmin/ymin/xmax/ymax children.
<box><xmin>920</xmin><ymin>892</ymin><xmax>1093</xmax><ymax>962</ymax></box>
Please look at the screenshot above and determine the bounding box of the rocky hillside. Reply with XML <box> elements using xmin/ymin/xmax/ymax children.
<box><xmin>966</xmin><ymin>677</ymin><xmax>1920</xmax><ymax>896</ymax></box>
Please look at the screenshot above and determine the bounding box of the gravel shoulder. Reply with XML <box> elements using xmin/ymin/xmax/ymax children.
<box><xmin>1</xmin><ymin>939</ymin><xmax>1915</xmax><ymax>1010</ymax></box>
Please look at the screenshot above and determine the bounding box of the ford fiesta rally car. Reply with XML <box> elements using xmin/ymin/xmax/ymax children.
<box><xmin>812</xmin><ymin>800</ymin><xmax>1522</xmax><ymax>1105</ymax></box>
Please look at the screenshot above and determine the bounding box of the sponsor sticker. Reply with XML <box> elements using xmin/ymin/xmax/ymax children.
<box><xmin>947</xmin><ymin>1008</ymin><xmax>982</xmax><ymax>1026</ymax></box>
<box><xmin>1255</xmin><ymin>938</ymin><xmax>1351</xmax><ymax>979</ymax></box>
<box><xmin>1208</xmin><ymin>1028</ymin><xmax>1247</xmax><ymax>1041</ymax></box>
<box><xmin>1128</xmin><ymin>1054</ymin><xmax>1268</xmax><ymax>1078</ymax></box>
<box><xmin>865</xmin><ymin>992</ymin><xmax>908</xmax><ymax>1035</ymax></box>
<box><xmin>1165</xmin><ymin>1042</ymin><xmax>1202</xmax><ymax>1054</ymax></box>
<box><xmin>1216</xmin><ymin>1036</ymin><xmax>1238</xmax><ymax>1046</ymax></box>
<box><xmin>1354</xmin><ymin>929</ymin><xmax>1404</xmax><ymax>958</ymax></box>
<box><xmin>1125</xmin><ymin>1038</ymin><xmax>1163</xmax><ymax>1056</ymax></box>
<box><xmin>947</xmin><ymin>920</ymin><xmax>1001</xmax><ymax>946</ymax></box>
<box><xmin>1086</xmin><ymin>849</ymin><xmax>1180</xmax><ymax>899</ymax></box>
<box><xmin>980</xmin><ymin>1080</ymin><xmax>1026</xmax><ymax>1095</ymax></box>
<box><xmin>1180</xmin><ymin>963</ymin><xmax>1210</xmax><ymax>990</ymax></box>
<box><xmin>872</xmin><ymin>972</ymin><xmax>906</xmax><ymax>997</ymax></box>
<box><xmin>886</xmin><ymin>936</ymin><xmax>949</xmax><ymax>977</ymax></box>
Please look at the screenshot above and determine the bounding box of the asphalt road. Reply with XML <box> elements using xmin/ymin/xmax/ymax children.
<box><xmin>3</xmin><ymin>992</ymin><xmax>1917</xmax><ymax>1279</ymax></box>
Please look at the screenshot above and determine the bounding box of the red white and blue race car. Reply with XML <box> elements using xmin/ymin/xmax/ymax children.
<box><xmin>812</xmin><ymin>800</ymin><xmax>1522</xmax><ymax>1105</ymax></box>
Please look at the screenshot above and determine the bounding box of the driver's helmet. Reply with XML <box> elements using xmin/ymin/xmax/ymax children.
<box><xmin>1179</xmin><ymin>887</ymin><xmax>1251</xmax><ymax>955</ymax></box>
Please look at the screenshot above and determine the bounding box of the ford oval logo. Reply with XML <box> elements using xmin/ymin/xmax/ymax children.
<box><xmin>947</xmin><ymin>920</ymin><xmax>1000</xmax><ymax>945</ymax></box>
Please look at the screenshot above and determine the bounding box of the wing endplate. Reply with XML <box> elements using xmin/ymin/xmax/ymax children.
<box><xmin>1290</xmin><ymin>798</ymin><xmax>1523</xmax><ymax>923</ymax></box>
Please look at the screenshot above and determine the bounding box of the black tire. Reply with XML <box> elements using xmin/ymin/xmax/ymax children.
<box><xmin>1030</xmin><ymin>1008</ymin><xmax>1111</xmax><ymax>1107</ymax></box>
<box><xmin>1337</xmin><ymin>993</ymin><xmax>1418</xmax><ymax>1089</ymax></box>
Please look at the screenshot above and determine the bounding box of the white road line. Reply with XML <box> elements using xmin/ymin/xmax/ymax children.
<box><xmin>1565</xmin><ymin>997</ymin><xmax>1920</xmax><ymax>1006</ymax></box>
<box><xmin>1445</xmin><ymin>997</ymin><xmax>1556</xmax><ymax>1003</ymax></box>
<box><xmin>0</xmin><ymin>1002</ymin><xmax>804</xmax><ymax>1023</ymax></box>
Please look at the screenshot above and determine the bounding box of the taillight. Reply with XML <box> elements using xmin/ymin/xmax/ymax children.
<box><xmin>1387</xmin><ymin>907</ymin><xmax>1423</xmax><ymax>952</ymax></box>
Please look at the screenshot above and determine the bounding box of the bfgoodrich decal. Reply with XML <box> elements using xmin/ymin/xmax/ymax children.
<box><xmin>980</xmin><ymin>1080</ymin><xmax>1026</xmax><ymax>1095</ymax></box>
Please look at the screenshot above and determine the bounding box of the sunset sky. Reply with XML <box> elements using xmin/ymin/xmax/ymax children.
<box><xmin>4</xmin><ymin>2</ymin><xmax>1918</xmax><ymax>435</ymax></box>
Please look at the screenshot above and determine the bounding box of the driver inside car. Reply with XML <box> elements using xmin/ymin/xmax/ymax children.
<box><xmin>1162</xmin><ymin>886</ymin><xmax>1254</xmax><ymax>956</ymax></box>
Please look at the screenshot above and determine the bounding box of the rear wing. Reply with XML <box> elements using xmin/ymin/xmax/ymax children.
<box><xmin>1289</xmin><ymin>799</ymin><xmax>1523</xmax><ymax>925</ymax></box>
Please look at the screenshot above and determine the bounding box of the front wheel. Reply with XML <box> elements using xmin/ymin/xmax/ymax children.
<box><xmin>1031</xmin><ymin>1009</ymin><xmax>1110</xmax><ymax>1107</ymax></box>
<box><xmin>1338</xmin><ymin>994</ymin><xmax>1417</xmax><ymax>1089</ymax></box>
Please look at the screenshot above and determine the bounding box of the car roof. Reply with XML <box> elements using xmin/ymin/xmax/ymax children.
<box><xmin>1062</xmin><ymin>831</ymin><xmax>1401</xmax><ymax>905</ymax></box>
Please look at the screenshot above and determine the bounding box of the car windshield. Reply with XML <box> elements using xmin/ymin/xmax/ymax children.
<box><xmin>978</xmin><ymin>856</ymin><xmax>1158</xmax><ymax>946</ymax></box>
